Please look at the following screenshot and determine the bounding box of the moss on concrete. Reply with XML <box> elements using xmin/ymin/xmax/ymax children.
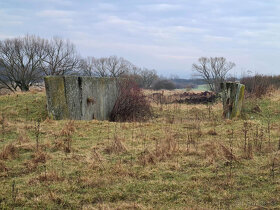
<box><xmin>44</xmin><ymin>76</ymin><xmax>69</xmax><ymax>120</ymax></box>
<box><xmin>221</xmin><ymin>82</ymin><xmax>245</xmax><ymax>119</ymax></box>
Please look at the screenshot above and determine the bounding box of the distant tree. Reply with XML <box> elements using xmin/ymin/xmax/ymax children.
<box><xmin>41</xmin><ymin>37</ymin><xmax>79</xmax><ymax>76</ymax></box>
<box><xmin>0</xmin><ymin>35</ymin><xmax>46</xmax><ymax>91</ymax></box>
<box><xmin>80</xmin><ymin>56</ymin><xmax>133</xmax><ymax>77</ymax></box>
<box><xmin>79</xmin><ymin>57</ymin><xmax>95</xmax><ymax>76</ymax></box>
<box><xmin>138</xmin><ymin>68</ymin><xmax>158</xmax><ymax>89</ymax></box>
<box><xmin>152</xmin><ymin>79</ymin><xmax>176</xmax><ymax>90</ymax></box>
<box><xmin>0</xmin><ymin>63</ymin><xmax>6</xmax><ymax>90</ymax></box>
<box><xmin>192</xmin><ymin>57</ymin><xmax>235</xmax><ymax>92</ymax></box>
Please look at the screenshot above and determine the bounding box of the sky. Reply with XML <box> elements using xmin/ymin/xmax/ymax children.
<box><xmin>0</xmin><ymin>0</ymin><xmax>280</xmax><ymax>78</ymax></box>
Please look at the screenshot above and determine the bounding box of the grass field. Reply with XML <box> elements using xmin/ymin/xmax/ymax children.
<box><xmin>0</xmin><ymin>90</ymin><xmax>280</xmax><ymax>209</ymax></box>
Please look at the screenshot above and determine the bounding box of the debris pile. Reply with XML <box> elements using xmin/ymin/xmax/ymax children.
<box><xmin>151</xmin><ymin>91</ymin><xmax>217</xmax><ymax>104</ymax></box>
<box><xmin>174</xmin><ymin>91</ymin><xmax>217</xmax><ymax>104</ymax></box>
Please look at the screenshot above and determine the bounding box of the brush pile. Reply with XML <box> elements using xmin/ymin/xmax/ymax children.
<box><xmin>151</xmin><ymin>91</ymin><xmax>217</xmax><ymax>104</ymax></box>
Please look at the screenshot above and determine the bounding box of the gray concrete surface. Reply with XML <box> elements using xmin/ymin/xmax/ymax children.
<box><xmin>44</xmin><ymin>76</ymin><xmax>119</xmax><ymax>120</ymax></box>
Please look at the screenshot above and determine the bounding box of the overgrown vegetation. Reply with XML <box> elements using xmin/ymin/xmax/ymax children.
<box><xmin>241</xmin><ymin>74</ymin><xmax>280</xmax><ymax>98</ymax></box>
<box><xmin>110</xmin><ymin>79</ymin><xmax>152</xmax><ymax>122</ymax></box>
<box><xmin>0</xmin><ymin>89</ymin><xmax>280</xmax><ymax>209</ymax></box>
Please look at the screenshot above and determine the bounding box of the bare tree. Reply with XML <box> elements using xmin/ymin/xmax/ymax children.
<box><xmin>41</xmin><ymin>37</ymin><xmax>79</xmax><ymax>75</ymax></box>
<box><xmin>79</xmin><ymin>57</ymin><xmax>158</xmax><ymax>89</ymax></box>
<box><xmin>106</xmin><ymin>56</ymin><xmax>133</xmax><ymax>77</ymax></box>
<box><xmin>138</xmin><ymin>68</ymin><xmax>158</xmax><ymax>89</ymax></box>
<box><xmin>79</xmin><ymin>57</ymin><xmax>95</xmax><ymax>76</ymax></box>
<box><xmin>80</xmin><ymin>56</ymin><xmax>133</xmax><ymax>77</ymax></box>
<box><xmin>0</xmin><ymin>35</ymin><xmax>46</xmax><ymax>91</ymax></box>
<box><xmin>192</xmin><ymin>57</ymin><xmax>235</xmax><ymax>92</ymax></box>
<box><xmin>0</xmin><ymin>63</ymin><xmax>6</xmax><ymax>90</ymax></box>
<box><xmin>92</xmin><ymin>57</ymin><xmax>110</xmax><ymax>77</ymax></box>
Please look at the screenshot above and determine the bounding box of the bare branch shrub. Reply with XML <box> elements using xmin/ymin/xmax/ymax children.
<box><xmin>110</xmin><ymin>78</ymin><xmax>152</xmax><ymax>122</ymax></box>
<box><xmin>240</xmin><ymin>74</ymin><xmax>279</xmax><ymax>98</ymax></box>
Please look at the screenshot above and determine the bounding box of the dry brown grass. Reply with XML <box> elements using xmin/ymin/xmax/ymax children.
<box><xmin>0</xmin><ymin>143</ymin><xmax>18</xmax><ymax>160</ymax></box>
<box><xmin>207</xmin><ymin>129</ymin><xmax>218</xmax><ymax>135</ymax></box>
<box><xmin>24</xmin><ymin>150</ymin><xmax>50</xmax><ymax>172</ymax></box>
<box><xmin>104</xmin><ymin>136</ymin><xmax>127</xmax><ymax>154</ymax></box>
<box><xmin>28</xmin><ymin>170</ymin><xmax>63</xmax><ymax>184</ymax></box>
<box><xmin>0</xmin><ymin>160</ymin><xmax>8</xmax><ymax>172</ymax></box>
<box><xmin>1</xmin><ymin>89</ymin><xmax>280</xmax><ymax>209</ymax></box>
<box><xmin>60</xmin><ymin>120</ymin><xmax>76</xmax><ymax>136</ymax></box>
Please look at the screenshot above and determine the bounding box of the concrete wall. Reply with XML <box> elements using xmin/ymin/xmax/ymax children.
<box><xmin>221</xmin><ymin>82</ymin><xmax>245</xmax><ymax>119</ymax></box>
<box><xmin>44</xmin><ymin>76</ymin><xmax>119</xmax><ymax>121</ymax></box>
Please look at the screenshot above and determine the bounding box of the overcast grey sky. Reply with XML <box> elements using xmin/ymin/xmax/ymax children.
<box><xmin>0</xmin><ymin>0</ymin><xmax>279</xmax><ymax>78</ymax></box>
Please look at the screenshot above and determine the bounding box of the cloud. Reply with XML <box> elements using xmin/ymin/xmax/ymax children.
<box><xmin>37</xmin><ymin>9</ymin><xmax>75</xmax><ymax>18</ymax></box>
<box><xmin>24</xmin><ymin>0</ymin><xmax>74</xmax><ymax>6</ymax></box>
<box><xmin>0</xmin><ymin>0</ymin><xmax>280</xmax><ymax>76</ymax></box>
<box><xmin>203</xmin><ymin>35</ymin><xmax>232</xmax><ymax>42</ymax></box>
<box><xmin>96</xmin><ymin>3</ymin><xmax>118</xmax><ymax>11</ymax></box>
<box><xmin>171</xmin><ymin>26</ymin><xmax>206</xmax><ymax>33</ymax></box>
<box><xmin>138</xmin><ymin>3</ymin><xmax>182</xmax><ymax>12</ymax></box>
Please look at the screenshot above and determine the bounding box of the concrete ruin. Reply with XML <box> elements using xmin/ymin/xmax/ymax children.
<box><xmin>221</xmin><ymin>82</ymin><xmax>245</xmax><ymax>119</ymax></box>
<box><xmin>44</xmin><ymin>76</ymin><xmax>119</xmax><ymax>121</ymax></box>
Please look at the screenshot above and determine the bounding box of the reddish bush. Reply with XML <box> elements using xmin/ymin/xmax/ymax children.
<box><xmin>110</xmin><ymin>79</ymin><xmax>152</xmax><ymax>122</ymax></box>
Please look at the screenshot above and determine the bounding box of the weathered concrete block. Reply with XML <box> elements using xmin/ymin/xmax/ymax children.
<box><xmin>220</xmin><ymin>82</ymin><xmax>245</xmax><ymax>119</ymax></box>
<box><xmin>44</xmin><ymin>76</ymin><xmax>119</xmax><ymax>121</ymax></box>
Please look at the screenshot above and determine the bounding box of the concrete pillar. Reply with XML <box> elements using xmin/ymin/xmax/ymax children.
<box><xmin>220</xmin><ymin>82</ymin><xmax>245</xmax><ymax>119</ymax></box>
<box><xmin>44</xmin><ymin>76</ymin><xmax>119</xmax><ymax>121</ymax></box>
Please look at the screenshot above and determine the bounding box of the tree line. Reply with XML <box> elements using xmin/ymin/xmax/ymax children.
<box><xmin>0</xmin><ymin>34</ymin><xmax>237</xmax><ymax>92</ymax></box>
<box><xmin>0</xmin><ymin>35</ymin><xmax>159</xmax><ymax>91</ymax></box>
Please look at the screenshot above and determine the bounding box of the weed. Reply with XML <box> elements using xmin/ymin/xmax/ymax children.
<box><xmin>34</xmin><ymin>119</ymin><xmax>41</xmax><ymax>151</ymax></box>
<box><xmin>11</xmin><ymin>180</ymin><xmax>18</xmax><ymax>206</ymax></box>
<box><xmin>242</xmin><ymin>121</ymin><xmax>250</xmax><ymax>157</ymax></box>
<box><xmin>37</xmin><ymin>170</ymin><xmax>63</xmax><ymax>183</ymax></box>
<box><xmin>0</xmin><ymin>144</ymin><xmax>18</xmax><ymax>160</ymax></box>
<box><xmin>104</xmin><ymin>136</ymin><xmax>127</xmax><ymax>155</ymax></box>
<box><xmin>0</xmin><ymin>160</ymin><xmax>8</xmax><ymax>173</ymax></box>
<box><xmin>228</xmin><ymin>129</ymin><xmax>234</xmax><ymax>179</ymax></box>
<box><xmin>59</xmin><ymin>121</ymin><xmax>76</xmax><ymax>155</ymax></box>
<box><xmin>219</xmin><ymin>143</ymin><xmax>237</xmax><ymax>162</ymax></box>
<box><xmin>90</xmin><ymin>147</ymin><xmax>105</xmax><ymax>169</ymax></box>
<box><xmin>0</xmin><ymin>113</ymin><xmax>6</xmax><ymax>139</ymax></box>
<box><xmin>270</xmin><ymin>152</ymin><xmax>279</xmax><ymax>181</ymax></box>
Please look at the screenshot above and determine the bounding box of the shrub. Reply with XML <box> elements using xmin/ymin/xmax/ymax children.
<box><xmin>110</xmin><ymin>78</ymin><xmax>152</xmax><ymax>122</ymax></box>
<box><xmin>240</xmin><ymin>74</ymin><xmax>280</xmax><ymax>98</ymax></box>
<box><xmin>152</xmin><ymin>80</ymin><xmax>176</xmax><ymax>90</ymax></box>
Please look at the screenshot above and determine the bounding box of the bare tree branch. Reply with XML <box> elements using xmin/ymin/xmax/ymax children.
<box><xmin>41</xmin><ymin>37</ymin><xmax>79</xmax><ymax>75</ymax></box>
<box><xmin>192</xmin><ymin>57</ymin><xmax>235</xmax><ymax>92</ymax></box>
<box><xmin>80</xmin><ymin>56</ymin><xmax>133</xmax><ymax>78</ymax></box>
<box><xmin>0</xmin><ymin>35</ymin><xmax>46</xmax><ymax>91</ymax></box>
